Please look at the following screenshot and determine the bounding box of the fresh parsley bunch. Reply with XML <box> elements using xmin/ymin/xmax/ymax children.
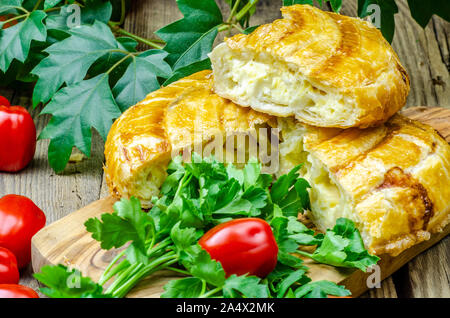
<box><xmin>35</xmin><ymin>154</ymin><xmax>379</xmax><ymax>298</ymax></box>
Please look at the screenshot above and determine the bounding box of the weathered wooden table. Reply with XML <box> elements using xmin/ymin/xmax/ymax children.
<box><xmin>0</xmin><ymin>0</ymin><xmax>449</xmax><ymax>298</ymax></box>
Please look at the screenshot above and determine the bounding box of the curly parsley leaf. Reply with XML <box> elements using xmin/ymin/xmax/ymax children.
<box><xmin>294</xmin><ymin>280</ymin><xmax>351</xmax><ymax>298</ymax></box>
<box><xmin>39</xmin><ymin>72</ymin><xmax>121</xmax><ymax>172</ymax></box>
<box><xmin>34</xmin><ymin>265</ymin><xmax>111</xmax><ymax>298</ymax></box>
<box><xmin>85</xmin><ymin>197</ymin><xmax>154</xmax><ymax>254</ymax></box>
<box><xmin>223</xmin><ymin>275</ymin><xmax>269</xmax><ymax>298</ymax></box>
<box><xmin>161</xmin><ymin>277</ymin><xmax>204</xmax><ymax>298</ymax></box>
<box><xmin>188</xmin><ymin>249</ymin><xmax>227</xmax><ymax>287</ymax></box>
<box><xmin>298</xmin><ymin>218</ymin><xmax>380</xmax><ymax>271</ymax></box>
<box><xmin>170</xmin><ymin>222</ymin><xmax>203</xmax><ymax>253</ymax></box>
<box><xmin>270</xmin><ymin>165</ymin><xmax>311</xmax><ymax>217</ymax></box>
<box><xmin>0</xmin><ymin>10</ymin><xmax>47</xmax><ymax>72</ymax></box>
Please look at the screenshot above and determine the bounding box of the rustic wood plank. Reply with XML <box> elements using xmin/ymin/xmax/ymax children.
<box><xmin>340</xmin><ymin>0</ymin><xmax>450</xmax><ymax>298</ymax></box>
<box><xmin>30</xmin><ymin>194</ymin><xmax>450</xmax><ymax>298</ymax></box>
<box><xmin>407</xmin><ymin>237</ymin><xmax>450</xmax><ymax>297</ymax></box>
<box><xmin>1</xmin><ymin>0</ymin><xmax>449</xmax><ymax>299</ymax></box>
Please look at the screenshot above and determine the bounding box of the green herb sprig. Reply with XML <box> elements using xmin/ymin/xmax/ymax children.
<box><xmin>35</xmin><ymin>155</ymin><xmax>378</xmax><ymax>298</ymax></box>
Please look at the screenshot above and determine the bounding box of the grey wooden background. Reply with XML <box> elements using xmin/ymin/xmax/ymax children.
<box><xmin>0</xmin><ymin>0</ymin><xmax>448</xmax><ymax>298</ymax></box>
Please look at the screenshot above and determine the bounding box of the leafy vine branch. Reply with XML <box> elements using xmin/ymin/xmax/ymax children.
<box><xmin>0</xmin><ymin>0</ymin><xmax>448</xmax><ymax>173</ymax></box>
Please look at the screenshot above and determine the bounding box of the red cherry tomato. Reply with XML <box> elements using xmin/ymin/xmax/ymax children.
<box><xmin>0</xmin><ymin>15</ymin><xmax>18</xmax><ymax>29</ymax></box>
<box><xmin>0</xmin><ymin>105</ymin><xmax>36</xmax><ymax>172</ymax></box>
<box><xmin>199</xmin><ymin>218</ymin><xmax>278</xmax><ymax>278</ymax></box>
<box><xmin>0</xmin><ymin>247</ymin><xmax>19</xmax><ymax>284</ymax></box>
<box><xmin>0</xmin><ymin>195</ymin><xmax>46</xmax><ymax>268</ymax></box>
<box><xmin>0</xmin><ymin>284</ymin><xmax>39</xmax><ymax>298</ymax></box>
<box><xmin>0</xmin><ymin>95</ymin><xmax>10</xmax><ymax>107</ymax></box>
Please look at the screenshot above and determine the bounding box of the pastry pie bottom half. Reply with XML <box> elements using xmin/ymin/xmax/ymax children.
<box><xmin>104</xmin><ymin>71</ymin><xmax>450</xmax><ymax>257</ymax></box>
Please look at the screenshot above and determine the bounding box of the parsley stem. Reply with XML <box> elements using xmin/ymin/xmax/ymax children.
<box><xmin>108</xmin><ymin>22</ymin><xmax>165</xmax><ymax>50</ymax></box>
<box><xmin>99</xmin><ymin>259</ymin><xmax>130</xmax><ymax>286</ymax></box>
<box><xmin>111</xmin><ymin>253</ymin><xmax>178</xmax><ymax>298</ymax></box>
<box><xmin>105</xmin><ymin>262</ymin><xmax>144</xmax><ymax>295</ymax></box>
<box><xmin>174</xmin><ymin>172</ymin><xmax>193</xmax><ymax>199</ymax></box>
<box><xmin>146</xmin><ymin>236</ymin><xmax>172</xmax><ymax>256</ymax></box>
<box><xmin>199</xmin><ymin>286</ymin><xmax>222</xmax><ymax>298</ymax></box>
<box><xmin>295</xmin><ymin>250</ymin><xmax>313</xmax><ymax>258</ymax></box>
<box><xmin>98</xmin><ymin>249</ymin><xmax>127</xmax><ymax>285</ymax></box>
<box><xmin>200</xmin><ymin>279</ymin><xmax>207</xmax><ymax>295</ymax></box>
<box><xmin>167</xmin><ymin>266</ymin><xmax>191</xmax><ymax>276</ymax></box>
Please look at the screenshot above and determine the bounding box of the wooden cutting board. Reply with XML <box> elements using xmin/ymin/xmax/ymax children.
<box><xmin>31</xmin><ymin>107</ymin><xmax>450</xmax><ymax>298</ymax></box>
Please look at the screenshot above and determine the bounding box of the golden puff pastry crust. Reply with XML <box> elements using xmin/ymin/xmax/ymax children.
<box><xmin>104</xmin><ymin>70</ymin><xmax>273</xmax><ymax>207</ymax></box>
<box><xmin>280</xmin><ymin>114</ymin><xmax>450</xmax><ymax>256</ymax></box>
<box><xmin>210</xmin><ymin>4</ymin><xmax>410</xmax><ymax>128</ymax></box>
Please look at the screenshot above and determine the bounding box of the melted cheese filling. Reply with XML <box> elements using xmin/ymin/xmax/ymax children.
<box><xmin>135</xmin><ymin>118</ymin><xmax>354</xmax><ymax>232</ymax></box>
<box><xmin>277</xmin><ymin>118</ymin><xmax>354</xmax><ymax>232</ymax></box>
<box><xmin>210</xmin><ymin>43</ymin><xmax>355</xmax><ymax>125</ymax></box>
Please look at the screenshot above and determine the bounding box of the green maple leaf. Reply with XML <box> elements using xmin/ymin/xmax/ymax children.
<box><xmin>407</xmin><ymin>0</ymin><xmax>450</xmax><ymax>28</ymax></box>
<box><xmin>156</xmin><ymin>0</ymin><xmax>223</xmax><ymax>72</ymax></box>
<box><xmin>31</xmin><ymin>21</ymin><xmax>119</xmax><ymax>107</ymax></box>
<box><xmin>163</xmin><ymin>58</ymin><xmax>211</xmax><ymax>86</ymax></box>
<box><xmin>44</xmin><ymin>0</ymin><xmax>62</xmax><ymax>9</ymax></box>
<box><xmin>112</xmin><ymin>50</ymin><xmax>172</xmax><ymax>111</ymax></box>
<box><xmin>0</xmin><ymin>10</ymin><xmax>47</xmax><ymax>72</ymax></box>
<box><xmin>358</xmin><ymin>0</ymin><xmax>398</xmax><ymax>43</ymax></box>
<box><xmin>0</xmin><ymin>0</ymin><xmax>23</xmax><ymax>14</ymax></box>
<box><xmin>45</xmin><ymin>2</ymin><xmax>112</xmax><ymax>30</ymax></box>
<box><xmin>39</xmin><ymin>73</ymin><xmax>121</xmax><ymax>172</ymax></box>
